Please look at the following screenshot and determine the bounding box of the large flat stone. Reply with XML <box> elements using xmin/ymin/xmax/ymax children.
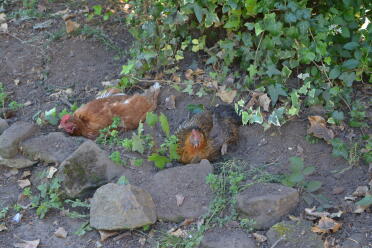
<box><xmin>0</xmin><ymin>121</ymin><xmax>38</xmax><ymax>158</ymax></box>
<box><xmin>237</xmin><ymin>183</ymin><xmax>299</xmax><ymax>229</ymax></box>
<box><xmin>200</xmin><ymin>228</ymin><xmax>257</xmax><ymax>248</ymax></box>
<box><xmin>142</xmin><ymin>160</ymin><xmax>213</xmax><ymax>222</ymax></box>
<box><xmin>57</xmin><ymin>140</ymin><xmax>126</xmax><ymax>198</ymax></box>
<box><xmin>90</xmin><ymin>183</ymin><xmax>156</xmax><ymax>230</ymax></box>
<box><xmin>21</xmin><ymin>132</ymin><xmax>85</xmax><ymax>164</ymax></box>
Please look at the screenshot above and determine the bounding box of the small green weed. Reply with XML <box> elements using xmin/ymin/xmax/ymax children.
<box><xmin>74</xmin><ymin>221</ymin><xmax>92</xmax><ymax>236</ymax></box>
<box><xmin>31</xmin><ymin>177</ymin><xmax>63</xmax><ymax>219</ymax></box>
<box><xmin>87</xmin><ymin>4</ymin><xmax>113</xmax><ymax>21</ymax></box>
<box><xmin>0</xmin><ymin>207</ymin><xmax>9</xmax><ymax>219</ymax></box>
<box><xmin>349</xmin><ymin>101</ymin><xmax>367</xmax><ymax>128</ymax></box>
<box><xmin>96</xmin><ymin>116</ymin><xmax>122</xmax><ymax>145</ymax></box>
<box><xmin>109</xmin><ymin>151</ymin><xmax>124</xmax><ymax>165</ymax></box>
<box><xmin>281</xmin><ymin>157</ymin><xmax>322</xmax><ymax>193</ymax></box>
<box><xmin>0</xmin><ymin>83</ymin><xmax>23</xmax><ymax>117</ymax></box>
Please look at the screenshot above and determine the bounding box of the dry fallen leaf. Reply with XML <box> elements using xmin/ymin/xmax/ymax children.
<box><xmin>352</xmin><ymin>186</ymin><xmax>369</xmax><ymax>197</ymax></box>
<box><xmin>305</xmin><ymin>207</ymin><xmax>343</xmax><ymax>219</ymax></box>
<box><xmin>165</xmin><ymin>95</ymin><xmax>176</xmax><ymax>110</ymax></box>
<box><xmin>307</xmin><ymin>116</ymin><xmax>335</xmax><ymax>143</ymax></box>
<box><xmin>0</xmin><ymin>223</ymin><xmax>7</xmax><ymax>232</ymax></box>
<box><xmin>21</xmin><ymin>170</ymin><xmax>31</xmax><ymax>179</ymax></box>
<box><xmin>311</xmin><ymin>216</ymin><xmax>342</xmax><ymax>234</ymax></box>
<box><xmin>54</xmin><ymin>227</ymin><xmax>68</xmax><ymax>239</ymax></box>
<box><xmin>17</xmin><ymin>179</ymin><xmax>31</xmax><ymax>189</ymax></box>
<box><xmin>171</xmin><ymin>74</ymin><xmax>181</xmax><ymax>84</ymax></box>
<box><xmin>258</xmin><ymin>93</ymin><xmax>271</xmax><ymax>112</ymax></box>
<box><xmin>252</xmin><ymin>233</ymin><xmax>267</xmax><ymax>243</ymax></box>
<box><xmin>65</xmin><ymin>20</ymin><xmax>80</xmax><ymax>33</ymax></box>
<box><xmin>193</xmin><ymin>68</ymin><xmax>204</xmax><ymax>76</ymax></box>
<box><xmin>176</xmin><ymin>194</ymin><xmax>185</xmax><ymax>207</ymax></box>
<box><xmin>14</xmin><ymin>239</ymin><xmax>40</xmax><ymax>248</ymax></box>
<box><xmin>62</xmin><ymin>13</ymin><xmax>76</xmax><ymax>21</ymax></box>
<box><xmin>98</xmin><ymin>230</ymin><xmax>118</xmax><ymax>242</ymax></box>
<box><xmin>185</xmin><ymin>69</ymin><xmax>193</xmax><ymax>80</ymax></box>
<box><xmin>217</xmin><ymin>86</ymin><xmax>237</xmax><ymax>104</ymax></box>
<box><xmin>169</xmin><ymin>229</ymin><xmax>188</xmax><ymax>238</ymax></box>
<box><xmin>47</xmin><ymin>166</ymin><xmax>58</xmax><ymax>179</ymax></box>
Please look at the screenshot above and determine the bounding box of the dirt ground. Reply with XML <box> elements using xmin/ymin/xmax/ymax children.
<box><xmin>0</xmin><ymin>1</ymin><xmax>371</xmax><ymax>248</ymax></box>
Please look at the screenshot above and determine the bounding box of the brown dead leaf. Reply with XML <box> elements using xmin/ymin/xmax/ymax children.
<box><xmin>155</xmin><ymin>72</ymin><xmax>164</xmax><ymax>80</ymax></box>
<box><xmin>258</xmin><ymin>93</ymin><xmax>271</xmax><ymax>112</ymax></box>
<box><xmin>216</xmin><ymin>86</ymin><xmax>237</xmax><ymax>104</ymax></box>
<box><xmin>171</xmin><ymin>74</ymin><xmax>181</xmax><ymax>84</ymax></box>
<box><xmin>47</xmin><ymin>166</ymin><xmax>58</xmax><ymax>179</ymax></box>
<box><xmin>14</xmin><ymin>239</ymin><xmax>40</xmax><ymax>248</ymax></box>
<box><xmin>246</xmin><ymin>91</ymin><xmax>264</xmax><ymax>109</ymax></box>
<box><xmin>0</xmin><ymin>223</ymin><xmax>7</xmax><ymax>232</ymax></box>
<box><xmin>179</xmin><ymin>218</ymin><xmax>195</xmax><ymax>227</ymax></box>
<box><xmin>54</xmin><ymin>227</ymin><xmax>68</xmax><ymax>239</ymax></box>
<box><xmin>252</xmin><ymin>233</ymin><xmax>267</xmax><ymax>243</ymax></box>
<box><xmin>98</xmin><ymin>230</ymin><xmax>118</xmax><ymax>241</ymax></box>
<box><xmin>17</xmin><ymin>179</ymin><xmax>31</xmax><ymax>189</ymax></box>
<box><xmin>62</xmin><ymin>13</ymin><xmax>76</xmax><ymax>21</ymax></box>
<box><xmin>176</xmin><ymin>194</ymin><xmax>185</xmax><ymax>207</ymax></box>
<box><xmin>165</xmin><ymin>95</ymin><xmax>176</xmax><ymax>110</ymax></box>
<box><xmin>307</xmin><ymin>116</ymin><xmax>335</xmax><ymax>143</ymax></box>
<box><xmin>352</xmin><ymin>186</ymin><xmax>368</xmax><ymax>197</ymax></box>
<box><xmin>169</xmin><ymin>229</ymin><xmax>188</xmax><ymax>238</ymax></box>
<box><xmin>311</xmin><ymin>216</ymin><xmax>342</xmax><ymax>234</ymax></box>
<box><xmin>185</xmin><ymin>69</ymin><xmax>193</xmax><ymax>80</ymax></box>
<box><xmin>21</xmin><ymin>170</ymin><xmax>31</xmax><ymax>179</ymax></box>
<box><xmin>65</xmin><ymin>20</ymin><xmax>80</xmax><ymax>33</ymax></box>
<box><xmin>193</xmin><ymin>68</ymin><xmax>204</xmax><ymax>76</ymax></box>
<box><xmin>37</xmin><ymin>4</ymin><xmax>47</xmax><ymax>12</ymax></box>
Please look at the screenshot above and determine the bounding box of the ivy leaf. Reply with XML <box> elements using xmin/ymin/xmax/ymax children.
<box><xmin>159</xmin><ymin>113</ymin><xmax>170</xmax><ymax>137</ymax></box>
<box><xmin>339</xmin><ymin>72</ymin><xmax>355</xmax><ymax>86</ymax></box>
<box><xmin>332</xmin><ymin>111</ymin><xmax>344</xmax><ymax>122</ymax></box>
<box><xmin>342</xmin><ymin>59</ymin><xmax>359</xmax><ymax>69</ymax></box>
<box><xmin>193</xmin><ymin>3</ymin><xmax>204</xmax><ymax>23</ymax></box>
<box><xmin>329</xmin><ymin>67</ymin><xmax>341</xmax><ymax>79</ymax></box>
<box><xmin>268</xmin><ymin>84</ymin><xmax>287</xmax><ymax>106</ymax></box>
<box><xmin>254</xmin><ymin>22</ymin><xmax>264</xmax><ymax>36</ymax></box>
<box><xmin>281</xmin><ymin>65</ymin><xmax>292</xmax><ymax>78</ymax></box>
<box><xmin>148</xmin><ymin>153</ymin><xmax>169</xmax><ymax>169</ymax></box>
<box><xmin>245</xmin><ymin>0</ymin><xmax>257</xmax><ymax>16</ymax></box>
<box><xmin>343</xmin><ymin>42</ymin><xmax>359</xmax><ymax>50</ymax></box>
<box><xmin>182</xmin><ymin>83</ymin><xmax>193</xmax><ymax>95</ymax></box>
<box><xmin>266</xmin><ymin>64</ymin><xmax>281</xmax><ymax>77</ymax></box>
<box><xmin>268</xmin><ymin>107</ymin><xmax>285</xmax><ymax>126</ymax></box>
<box><xmin>205</xmin><ymin>12</ymin><xmax>219</xmax><ymax>27</ymax></box>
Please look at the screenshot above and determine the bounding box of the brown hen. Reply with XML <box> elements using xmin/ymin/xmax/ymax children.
<box><xmin>59</xmin><ymin>83</ymin><xmax>160</xmax><ymax>139</ymax></box>
<box><xmin>175</xmin><ymin>105</ymin><xmax>241</xmax><ymax>164</ymax></box>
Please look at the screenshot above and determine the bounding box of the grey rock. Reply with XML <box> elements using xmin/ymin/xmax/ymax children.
<box><xmin>90</xmin><ymin>183</ymin><xmax>156</xmax><ymax>231</ymax></box>
<box><xmin>266</xmin><ymin>220</ymin><xmax>323</xmax><ymax>248</ymax></box>
<box><xmin>200</xmin><ymin>228</ymin><xmax>257</xmax><ymax>248</ymax></box>
<box><xmin>0</xmin><ymin>118</ymin><xmax>9</xmax><ymax>134</ymax></box>
<box><xmin>237</xmin><ymin>183</ymin><xmax>299</xmax><ymax>229</ymax></box>
<box><xmin>0</xmin><ymin>154</ymin><xmax>36</xmax><ymax>168</ymax></box>
<box><xmin>57</xmin><ymin>140</ymin><xmax>126</xmax><ymax>198</ymax></box>
<box><xmin>0</xmin><ymin>121</ymin><xmax>38</xmax><ymax>158</ymax></box>
<box><xmin>142</xmin><ymin>159</ymin><xmax>213</xmax><ymax>222</ymax></box>
<box><xmin>21</xmin><ymin>132</ymin><xmax>85</xmax><ymax>164</ymax></box>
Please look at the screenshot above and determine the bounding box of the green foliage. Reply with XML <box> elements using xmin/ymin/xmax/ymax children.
<box><xmin>109</xmin><ymin>151</ymin><xmax>124</xmax><ymax>165</ymax></box>
<box><xmin>0</xmin><ymin>83</ymin><xmax>23</xmax><ymax>117</ymax></box>
<box><xmin>123</xmin><ymin>0</ymin><xmax>370</xmax><ymax>128</ymax></box>
<box><xmin>281</xmin><ymin>157</ymin><xmax>322</xmax><ymax>193</ymax></box>
<box><xmin>0</xmin><ymin>207</ymin><xmax>9</xmax><ymax>219</ymax></box>
<box><xmin>74</xmin><ymin>221</ymin><xmax>92</xmax><ymax>236</ymax></box>
<box><xmin>87</xmin><ymin>4</ymin><xmax>113</xmax><ymax>21</ymax></box>
<box><xmin>31</xmin><ymin>177</ymin><xmax>63</xmax><ymax>219</ymax></box>
<box><xmin>117</xmin><ymin>175</ymin><xmax>130</xmax><ymax>185</ymax></box>
<box><xmin>330</xmin><ymin>138</ymin><xmax>349</xmax><ymax>160</ymax></box>
<box><xmin>96</xmin><ymin>117</ymin><xmax>122</xmax><ymax>145</ymax></box>
<box><xmin>349</xmin><ymin>101</ymin><xmax>367</xmax><ymax>128</ymax></box>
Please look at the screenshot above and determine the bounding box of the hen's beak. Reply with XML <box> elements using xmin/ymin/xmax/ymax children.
<box><xmin>58</xmin><ymin>123</ymin><xmax>63</xmax><ymax>129</ymax></box>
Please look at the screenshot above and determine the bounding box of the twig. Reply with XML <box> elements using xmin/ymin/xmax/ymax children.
<box><xmin>1</xmin><ymin>32</ymin><xmax>42</xmax><ymax>50</ymax></box>
<box><xmin>254</xmin><ymin>32</ymin><xmax>264</xmax><ymax>66</ymax></box>
<box><xmin>270</xmin><ymin>235</ymin><xmax>286</xmax><ymax>248</ymax></box>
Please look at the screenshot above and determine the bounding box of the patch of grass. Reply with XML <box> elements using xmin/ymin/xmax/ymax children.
<box><xmin>77</xmin><ymin>25</ymin><xmax>125</xmax><ymax>56</ymax></box>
